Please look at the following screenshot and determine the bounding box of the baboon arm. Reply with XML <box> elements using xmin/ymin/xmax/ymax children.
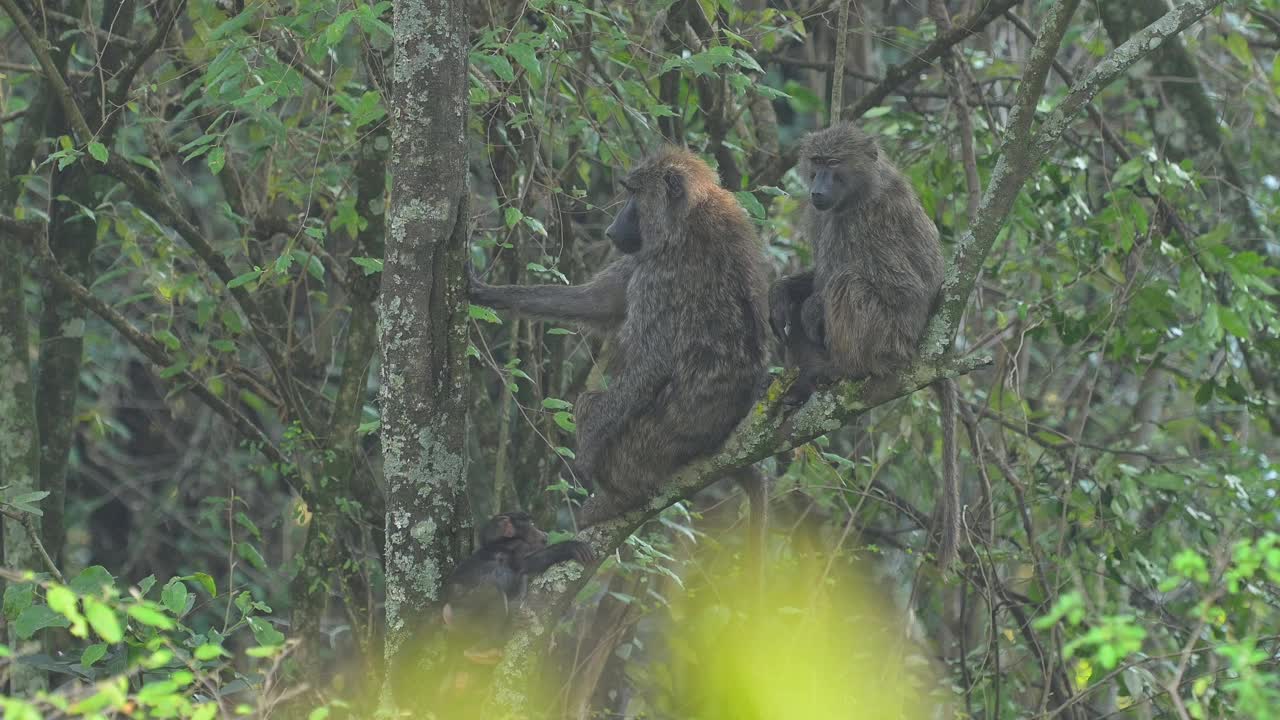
<box><xmin>521</xmin><ymin>541</ymin><xmax>593</xmax><ymax>575</ymax></box>
<box><xmin>470</xmin><ymin>258</ymin><xmax>633</xmax><ymax>331</ymax></box>
<box><xmin>769</xmin><ymin>270</ymin><xmax>815</xmax><ymax>340</ymax></box>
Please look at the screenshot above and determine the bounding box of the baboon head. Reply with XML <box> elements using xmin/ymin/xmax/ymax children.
<box><xmin>606</xmin><ymin>147</ymin><xmax>720</xmax><ymax>255</ymax></box>
<box><xmin>798</xmin><ymin>123</ymin><xmax>881</xmax><ymax>212</ymax></box>
<box><xmin>479</xmin><ymin>512</ymin><xmax>547</xmax><ymax>548</ymax></box>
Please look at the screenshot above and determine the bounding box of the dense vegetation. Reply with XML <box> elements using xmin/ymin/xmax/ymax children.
<box><xmin>1</xmin><ymin>0</ymin><xmax>1278</xmax><ymax>718</ymax></box>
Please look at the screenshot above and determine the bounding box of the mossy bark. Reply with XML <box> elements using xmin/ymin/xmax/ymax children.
<box><xmin>0</xmin><ymin>120</ymin><xmax>47</xmax><ymax>699</ymax></box>
<box><xmin>381</xmin><ymin>0</ymin><xmax>472</xmax><ymax>710</ymax></box>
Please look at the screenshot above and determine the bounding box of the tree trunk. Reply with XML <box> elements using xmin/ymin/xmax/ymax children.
<box><xmin>0</xmin><ymin>124</ymin><xmax>48</xmax><ymax>698</ymax></box>
<box><xmin>381</xmin><ymin>0</ymin><xmax>472</xmax><ymax>710</ymax></box>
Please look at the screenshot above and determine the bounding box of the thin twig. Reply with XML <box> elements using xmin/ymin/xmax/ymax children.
<box><xmin>0</xmin><ymin>508</ymin><xmax>65</xmax><ymax>583</ymax></box>
<box><xmin>829</xmin><ymin>0</ymin><xmax>852</xmax><ymax>123</ymax></box>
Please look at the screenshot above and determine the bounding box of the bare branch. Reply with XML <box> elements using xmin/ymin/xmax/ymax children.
<box><xmin>939</xmin><ymin>0</ymin><xmax>1224</xmax><ymax>344</ymax></box>
<box><xmin>18</xmin><ymin>222</ymin><xmax>301</xmax><ymax>499</ymax></box>
<box><xmin>844</xmin><ymin>0</ymin><xmax>1023</xmax><ymax>121</ymax></box>
<box><xmin>829</xmin><ymin>0</ymin><xmax>852</xmax><ymax>122</ymax></box>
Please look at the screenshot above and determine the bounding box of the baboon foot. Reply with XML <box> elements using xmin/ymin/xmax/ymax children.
<box><xmin>782</xmin><ymin>374</ymin><xmax>821</xmax><ymax>408</ymax></box>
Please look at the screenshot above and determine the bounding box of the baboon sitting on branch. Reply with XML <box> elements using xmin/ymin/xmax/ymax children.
<box><xmin>770</xmin><ymin>123</ymin><xmax>961</xmax><ymax>566</ymax></box>
<box><xmin>470</xmin><ymin>148</ymin><xmax>770</xmax><ymax>521</ymax></box>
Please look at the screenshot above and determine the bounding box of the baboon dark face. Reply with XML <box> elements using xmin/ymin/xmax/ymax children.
<box><xmin>605</xmin><ymin>164</ymin><xmax>688</xmax><ymax>255</ymax></box>
<box><xmin>606</xmin><ymin>195</ymin><xmax>643</xmax><ymax>254</ymax></box>
<box><xmin>800</xmin><ymin>124</ymin><xmax>880</xmax><ymax>212</ymax></box>
<box><xmin>808</xmin><ymin>158</ymin><xmax>844</xmax><ymax>211</ymax></box>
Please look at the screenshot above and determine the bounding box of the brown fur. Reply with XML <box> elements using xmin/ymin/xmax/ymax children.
<box><xmin>471</xmin><ymin>148</ymin><xmax>769</xmax><ymax>521</ymax></box>
<box><xmin>771</xmin><ymin>124</ymin><xmax>959</xmax><ymax>566</ymax></box>
<box><xmin>778</xmin><ymin>123</ymin><xmax>944</xmax><ymax>386</ymax></box>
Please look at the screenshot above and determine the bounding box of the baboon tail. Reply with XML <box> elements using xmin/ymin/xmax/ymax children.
<box><xmin>733</xmin><ymin>465</ymin><xmax>769</xmax><ymax>606</ymax></box>
<box><xmin>934</xmin><ymin>378</ymin><xmax>961</xmax><ymax>570</ymax></box>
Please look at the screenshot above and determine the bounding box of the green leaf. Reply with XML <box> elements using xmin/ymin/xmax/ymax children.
<box><xmin>194</xmin><ymin>643</ymin><xmax>227</xmax><ymax>661</ymax></box>
<box><xmin>154</xmin><ymin>329</ymin><xmax>181</xmax><ymax>351</ymax></box>
<box><xmin>83</xmin><ymin>597</ymin><xmax>124</xmax><ymax>643</ymax></box>
<box><xmin>4</xmin><ymin>583</ymin><xmax>35</xmax><ymax>620</ymax></box>
<box><xmin>7</xmin><ymin>490</ymin><xmax>50</xmax><ymax>508</ymax></box>
<box><xmin>162</xmin><ymin>581</ymin><xmax>189</xmax><ymax>616</ymax></box>
<box><xmin>159</xmin><ymin>360</ymin><xmax>188</xmax><ymax>379</ymax></box>
<box><xmin>186</xmin><ymin>572</ymin><xmax>217</xmax><ymax>598</ymax></box>
<box><xmin>207</xmin><ymin>147</ymin><xmax>226</xmax><ymax>175</ymax></box>
<box><xmin>542</xmin><ymin>398</ymin><xmax>572</xmax><ymax>410</ymax></box>
<box><xmin>1195</xmin><ymin>381</ymin><xmax>1215</xmax><ymax>405</ymax></box>
<box><xmin>46</xmin><ymin>585</ymin><xmax>87</xmax><ymax>637</ymax></box>
<box><xmin>237</xmin><ymin>542</ymin><xmax>267</xmax><ymax>571</ymax></box>
<box><xmin>522</xmin><ymin>215</ymin><xmax>547</xmax><ymax>237</ymax></box>
<box><xmin>127</xmin><ymin>603</ymin><xmax>176</xmax><ymax>630</ymax></box>
<box><xmin>227</xmin><ymin>269</ymin><xmax>263</xmax><ymax>289</ymax></box>
<box><xmin>1112</xmin><ymin>158</ymin><xmax>1145</xmax><ymax>187</ymax></box>
<box><xmin>235</xmin><ymin>511</ymin><xmax>263</xmax><ymax>541</ymax></box>
<box><xmin>486</xmin><ymin>54</ymin><xmax>515</xmax><ymax>82</ymax></box>
<box><xmin>310</xmin><ymin>708</ymin><xmax>331</xmax><ymax>720</ymax></box>
<box><xmin>248</xmin><ymin>617</ymin><xmax>285</xmax><ymax>647</ymax></box>
<box><xmin>553</xmin><ymin>411</ymin><xmax>576</xmax><ymax>432</ymax></box>
<box><xmin>325</xmin><ymin>11</ymin><xmax>356</xmax><ymax>46</ymax></box>
<box><xmin>81</xmin><ymin>643</ymin><xmax>108</xmax><ymax>668</ymax></box>
<box><xmin>1218</xmin><ymin>306</ymin><xmax>1249</xmax><ymax>338</ymax></box>
<box><xmin>1225</xmin><ymin>33</ymin><xmax>1252</xmax><ymax>67</ymax></box>
<box><xmin>504</xmin><ymin>207</ymin><xmax>523</xmax><ymax>227</ymax></box>
<box><xmin>734</xmin><ymin>191</ymin><xmax>766</xmax><ymax>219</ymax></box>
<box><xmin>15</xmin><ymin>605</ymin><xmax>71</xmax><ymax>638</ymax></box>
<box><xmin>87</xmin><ymin>142</ymin><xmax>109</xmax><ymax>164</ymax></box>
<box><xmin>210</xmin><ymin>6</ymin><xmax>261</xmax><ymax>40</ymax></box>
<box><xmin>351</xmin><ymin>257</ymin><xmax>383</xmax><ymax>275</ymax></box>
<box><xmin>507</xmin><ymin>42</ymin><xmax>540</xmax><ymax>82</ymax></box>
<box><xmin>469</xmin><ymin>303</ymin><xmax>502</xmax><ymax>324</ymax></box>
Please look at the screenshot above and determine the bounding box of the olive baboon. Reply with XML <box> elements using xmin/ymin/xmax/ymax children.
<box><xmin>470</xmin><ymin>148</ymin><xmax>770</xmax><ymax>524</ymax></box>
<box><xmin>770</xmin><ymin>123</ymin><xmax>961</xmax><ymax>566</ymax></box>
<box><xmin>442</xmin><ymin>512</ymin><xmax>593</xmax><ymax>662</ymax></box>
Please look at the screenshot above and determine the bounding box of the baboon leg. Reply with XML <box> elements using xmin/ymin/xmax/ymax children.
<box><xmin>782</xmin><ymin>298</ymin><xmax>835</xmax><ymax>407</ymax></box>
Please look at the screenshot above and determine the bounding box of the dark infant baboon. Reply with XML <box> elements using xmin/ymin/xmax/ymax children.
<box><xmin>770</xmin><ymin>123</ymin><xmax>960</xmax><ymax>566</ymax></box>
<box><xmin>470</xmin><ymin>148</ymin><xmax>770</xmax><ymax>519</ymax></box>
<box><xmin>442</xmin><ymin>512</ymin><xmax>593</xmax><ymax>663</ymax></box>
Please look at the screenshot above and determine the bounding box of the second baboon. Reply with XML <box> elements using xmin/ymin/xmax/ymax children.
<box><xmin>770</xmin><ymin>123</ymin><xmax>961</xmax><ymax>566</ymax></box>
<box><xmin>470</xmin><ymin>148</ymin><xmax>770</xmax><ymax>522</ymax></box>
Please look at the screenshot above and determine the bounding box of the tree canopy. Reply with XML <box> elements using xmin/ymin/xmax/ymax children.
<box><xmin>1</xmin><ymin>1</ymin><xmax>1278</xmax><ymax>718</ymax></box>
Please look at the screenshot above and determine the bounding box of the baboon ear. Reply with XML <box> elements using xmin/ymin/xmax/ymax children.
<box><xmin>664</xmin><ymin>172</ymin><xmax>686</xmax><ymax>201</ymax></box>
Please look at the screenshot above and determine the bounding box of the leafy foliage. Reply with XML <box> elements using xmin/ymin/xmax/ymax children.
<box><xmin>1</xmin><ymin>0</ymin><xmax>1278</xmax><ymax>718</ymax></box>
